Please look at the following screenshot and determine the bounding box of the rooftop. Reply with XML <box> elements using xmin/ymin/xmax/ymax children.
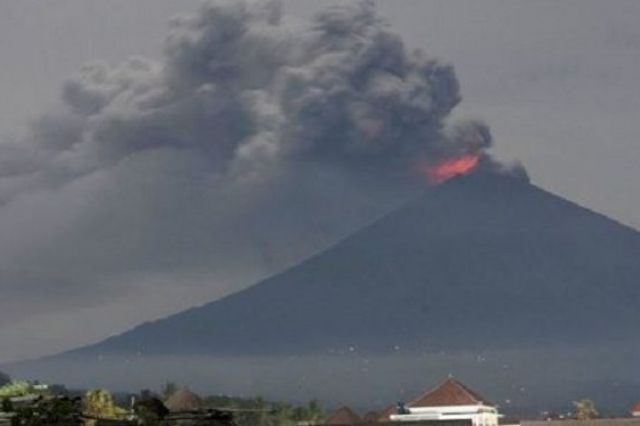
<box><xmin>409</xmin><ymin>378</ymin><xmax>494</xmax><ymax>408</ymax></box>
<box><xmin>326</xmin><ymin>406</ymin><xmax>361</xmax><ymax>425</ymax></box>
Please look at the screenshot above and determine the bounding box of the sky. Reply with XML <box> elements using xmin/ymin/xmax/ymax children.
<box><xmin>0</xmin><ymin>0</ymin><xmax>639</xmax><ymax>363</ymax></box>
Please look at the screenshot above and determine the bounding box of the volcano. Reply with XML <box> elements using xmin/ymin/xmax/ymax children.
<box><xmin>7</xmin><ymin>171</ymin><xmax>640</xmax><ymax>412</ymax></box>
<box><xmin>51</xmin><ymin>172</ymin><xmax>640</xmax><ymax>357</ymax></box>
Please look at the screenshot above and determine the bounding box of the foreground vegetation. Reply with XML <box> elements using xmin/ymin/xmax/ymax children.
<box><xmin>161</xmin><ymin>381</ymin><xmax>326</xmax><ymax>426</ymax></box>
<box><xmin>0</xmin><ymin>373</ymin><xmax>326</xmax><ymax>426</ymax></box>
<box><xmin>0</xmin><ymin>371</ymin><xmax>605</xmax><ymax>425</ymax></box>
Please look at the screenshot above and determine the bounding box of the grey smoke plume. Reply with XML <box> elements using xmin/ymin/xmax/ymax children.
<box><xmin>0</xmin><ymin>0</ymin><xmax>516</xmax><ymax>361</ymax></box>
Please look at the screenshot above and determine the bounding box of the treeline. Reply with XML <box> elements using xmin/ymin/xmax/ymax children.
<box><xmin>202</xmin><ymin>394</ymin><xmax>325</xmax><ymax>426</ymax></box>
<box><xmin>0</xmin><ymin>373</ymin><xmax>328</xmax><ymax>426</ymax></box>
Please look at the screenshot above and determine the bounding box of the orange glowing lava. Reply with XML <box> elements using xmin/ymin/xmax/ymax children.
<box><xmin>426</xmin><ymin>154</ymin><xmax>480</xmax><ymax>184</ymax></box>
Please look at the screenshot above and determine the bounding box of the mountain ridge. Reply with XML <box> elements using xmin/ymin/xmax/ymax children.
<box><xmin>54</xmin><ymin>171</ymin><xmax>640</xmax><ymax>358</ymax></box>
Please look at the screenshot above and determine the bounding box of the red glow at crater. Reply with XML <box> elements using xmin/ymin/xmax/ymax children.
<box><xmin>425</xmin><ymin>154</ymin><xmax>480</xmax><ymax>184</ymax></box>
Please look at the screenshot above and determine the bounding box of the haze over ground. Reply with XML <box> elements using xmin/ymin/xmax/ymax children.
<box><xmin>1</xmin><ymin>0</ymin><xmax>639</xmax><ymax>364</ymax></box>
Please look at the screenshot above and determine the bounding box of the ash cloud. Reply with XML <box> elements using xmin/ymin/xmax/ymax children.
<box><xmin>0</xmin><ymin>0</ymin><xmax>515</xmax><ymax>360</ymax></box>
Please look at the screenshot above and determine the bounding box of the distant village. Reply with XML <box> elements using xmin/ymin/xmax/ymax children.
<box><xmin>1</xmin><ymin>372</ymin><xmax>640</xmax><ymax>426</ymax></box>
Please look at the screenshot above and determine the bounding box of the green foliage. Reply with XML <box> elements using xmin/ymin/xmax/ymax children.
<box><xmin>10</xmin><ymin>397</ymin><xmax>81</xmax><ymax>426</ymax></box>
<box><xmin>133</xmin><ymin>397</ymin><xmax>168</xmax><ymax>426</ymax></box>
<box><xmin>573</xmin><ymin>399</ymin><xmax>599</xmax><ymax>420</ymax></box>
<box><xmin>0</xmin><ymin>381</ymin><xmax>33</xmax><ymax>398</ymax></box>
<box><xmin>84</xmin><ymin>389</ymin><xmax>127</xmax><ymax>419</ymax></box>
<box><xmin>2</xmin><ymin>397</ymin><xmax>13</xmax><ymax>412</ymax></box>
<box><xmin>2</xmin><ymin>379</ymin><xmax>324</xmax><ymax>426</ymax></box>
<box><xmin>202</xmin><ymin>395</ymin><xmax>326</xmax><ymax>426</ymax></box>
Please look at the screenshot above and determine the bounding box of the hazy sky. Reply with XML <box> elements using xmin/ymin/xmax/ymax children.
<box><xmin>1</xmin><ymin>0</ymin><xmax>639</xmax><ymax>362</ymax></box>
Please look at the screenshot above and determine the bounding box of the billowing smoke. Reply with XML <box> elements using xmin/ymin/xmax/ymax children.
<box><xmin>0</xmin><ymin>0</ymin><xmax>521</xmax><ymax>361</ymax></box>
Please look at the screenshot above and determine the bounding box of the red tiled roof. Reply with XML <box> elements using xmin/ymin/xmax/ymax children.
<box><xmin>327</xmin><ymin>406</ymin><xmax>362</xmax><ymax>425</ymax></box>
<box><xmin>362</xmin><ymin>411</ymin><xmax>379</xmax><ymax>423</ymax></box>
<box><xmin>376</xmin><ymin>405</ymin><xmax>397</xmax><ymax>422</ymax></box>
<box><xmin>409</xmin><ymin>378</ymin><xmax>494</xmax><ymax>407</ymax></box>
<box><xmin>631</xmin><ymin>401</ymin><xmax>640</xmax><ymax>413</ymax></box>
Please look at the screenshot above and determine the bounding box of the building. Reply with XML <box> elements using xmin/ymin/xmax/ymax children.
<box><xmin>326</xmin><ymin>406</ymin><xmax>362</xmax><ymax>425</ymax></box>
<box><xmin>377</xmin><ymin>405</ymin><xmax>397</xmax><ymax>422</ymax></box>
<box><xmin>362</xmin><ymin>411</ymin><xmax>380</xmax><ymax>423</ymax></box>
<box><xmin>631</xmin><ymin>401</ymin><xmax>640</xmax><ymax>417</ymax></box>
<box><xmin>390</xmin><ymin>378</ymin><xmax>502</xmax><ymax>426</ymax></box>
<box><xmin>164</xmin><ymin>389</ymin><xmax>204</xmax><ymax>413</ymax></box>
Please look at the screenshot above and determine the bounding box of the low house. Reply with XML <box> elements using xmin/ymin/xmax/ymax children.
<box><xmin>390</xmin><ymin>378</ymin><xmax>504</xmax><ymax>426</ymax></box>
<box><xmin>631</xmin><ymin>401</ymin><xmax>640</xmax><ymax>417</ymax></box>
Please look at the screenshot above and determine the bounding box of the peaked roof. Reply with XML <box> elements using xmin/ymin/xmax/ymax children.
<box><xmin>362</xmin><ymin>411</ymin><xmax>379</xmax><ymax>423</ymax></box>
<box><xmin>327</xmin><ymin>406</ymin><xmax>361</xmax><ymax>425</ymax></box>
<box><xmin>376</xmin><ymin>405</ymin><xmax>397</xmax><ymax>422</ymax></box>
<box><xmin>164</xmin><ymin>389</ymin><xmax>204</xmax><ymax>412</ymax></box>
<box><xmin>409</xmin><ymin>378</ymin><xmax>494</xmax><ymax>407</ymax></box>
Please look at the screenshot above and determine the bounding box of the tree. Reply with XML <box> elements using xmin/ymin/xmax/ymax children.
<box><xmin>573</xmin><ymin>399</ymin><xmax>598</xmax><ymax>420</ymax></box>
<box><xmin>83</xmin><ymin>389</ymin><xmax>127</xmax><ymax>419</ymax></box>
<box><xmin>134</xmin><ymin>397</ymin><xmax>168</xmax><ymax>426</ymax></box>
<box><xmin>10</xmin><ymin>397</ymin><xmax>82</xmax><ymax>426</ymax></box>
<box><xmin>1</xmin><ymin>397</ymin><xmax>13</xmax><ymax>412</ymax></box>
<box><xmin>0</xmin><ymin>381</ymin><xmax>33</xmax><ymax>398</ymax></box>
<box><xmin>302</xmin><ymin>400</ymin><xmax>326</xmax><ymax>425</ymax></box>
<box><xmin>199</xmin><ymin>394</ymin><xmax>325</xmax><ymax>426</ymax></box>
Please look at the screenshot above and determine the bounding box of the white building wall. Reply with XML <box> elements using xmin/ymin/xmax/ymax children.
<box><xmin>390</xmin><ymin>404</ymin><xmax>500</xmax><ymax>425</ymax></box>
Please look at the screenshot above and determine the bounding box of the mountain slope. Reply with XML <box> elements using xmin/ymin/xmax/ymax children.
<box><xmin>63</xmin><ymin>172</ymin><xmax>640</xmax><ymax>357</ymax></box>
